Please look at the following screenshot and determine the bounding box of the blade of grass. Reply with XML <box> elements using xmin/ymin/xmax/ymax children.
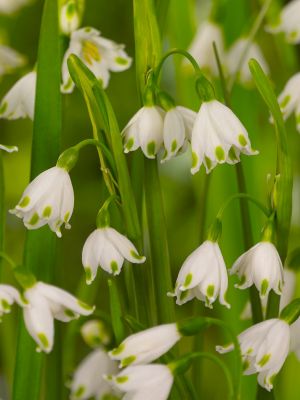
<box><xmin>12</xmin><ymin>0</ymin><xmax>62</xmax><ymax>399</ymax></box>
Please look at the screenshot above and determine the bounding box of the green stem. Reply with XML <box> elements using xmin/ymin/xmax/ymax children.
<box><xmin>12</xmin><ymin>0</ymin><xmax>62</xmax><ymax>399</ymax></box>
<box><xmin>108</xmin><ymin>278</ymin><xmax>125</xmax><ymax>343</ymax></box>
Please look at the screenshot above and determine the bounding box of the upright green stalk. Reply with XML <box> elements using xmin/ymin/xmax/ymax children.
<box><xmin>133</xmin><ymin>0</ymin><xmax>175</xmax><ymax>323</ymax></box>
<box><xmin>12</xmin><ymin>1</ymin><xmax>62</xmax><ymax>399</ymax></box>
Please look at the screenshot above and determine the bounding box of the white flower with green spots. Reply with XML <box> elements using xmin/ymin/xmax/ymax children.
<box><xmin>276</xmin><ymin>73</ymin><xmax>300</xmax><ymax>133</ymax></box>
<box><xmin>226</xmin><ymin>38</ymin><xmax>269</xmax><ymax>86</ymax></box>
<box><xmin>0</xmin><ymin>44</ymin><xmax>25</xmax><ymax>76</ymax></box>
<box><xmin>123</xmin><ymin>105</ymin><xmax>165</xmax><ymax>159</ymax></box>
<box><xmin>109</xmin><ymin>323</ymin><xmax>181</xmax><ymax>368</ymax></box>
<box><xmin>265</xmin><ymin>0</ymin><xmax>300</xmax><ymax>44</ymax></box>
<box><xmin>0</xmin><ymin>284</ymin><xmax>24</xmax><ymax>320</ymax></box>
<box><xmin>217</xmin><ymin>318</ymin><xmax>290</xmax><ymax>391</ymax></box>
<box><xmin>61</xmin><ymin>27</ymin><xmax>132</xmax><ymax>93</ymax></box>
<box><xmin>60</xmin><ymin>0</ymin><xmax>80</xmax><ymax>35</ymax></box>
<box><xmin>105</xmin><ymin>364</ymin><xmax>173</xmax><ymax>400</ymax></box>
<box><xmin>82</xmin><ymin>227</ymin><xmax>146</xmax><ymax>283</ymax></box>
<box><xmin>70</xmin><ymin>348</ymin><xmax>119</xmax><ymax>400</ymax></box>
<box><xmin>230</xmin><ymin>242</ymin><xmax>284</xmax><ymax>300</ymax></box>
<box><xmin>161</xmin><ymin>106</ymin><xmax>196</xmax><ymax>162</ymax></box>
<box><xmin>10</xmin><ymin>166</ymin><xmax>74</xmax><ymax>237</ymax></box>
<box><xmin>191</xmin><ymin>99</ymin><xmax>257</xmax><ymax>174</ymax></box>
<box><xmin>187</xmin><ymin>21</ymin><xmax>224</xmax><ymax>77</ymax></box>
<box><xmin>0</xmin><ymin>144</ymin><xmax>18</xmax><ymax>152</ymax></box>
<box><xmin>23</xmin><ymin>281</ymin><xmax>94</xmax><ymax>353</ymax></box>
<box><xmin>80</xmin><ymin>319</ymin><xmax>111</xmax><ymax>347</ymax></box>
<box><xmin>0</xmin><ymin>71</ymin><xmax>36</xmax><ymax>120</ymax></box>
<box><xmin>169</xmin><ymin>240</ymin><xmax>230</xmax><ymax>308</ymax></box>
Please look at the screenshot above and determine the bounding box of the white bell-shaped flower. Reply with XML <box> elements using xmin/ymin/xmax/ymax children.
<box><xmin>70</xmin><ymin>348</ymin><xmax>119</xmax><ymax>400</ymax></box>
<box><xmin>231</xmin><ymin>242</ymin><xmax>284</xmax><ymax>300</ymax></box>
<box><xmin>0</xmin><ymin>144</ymin><xmax>18</xmax><ymax>152</ymax></box>
<box><xmin>123</xmin><ymin>105</ymin><xmax>164</xmax><ymax>158</ymax></box>
<box><xmin>23</xmin><ymin>281</ymin><xmax>94</xmax><ymax>353</ymax></box>
<box><xmin>105</xmin><ymin>364</ymin><xmax>173</xmax><ymax>400</ymax></box>
<box><xmin>61</xmin><ymin>27</ymin><xmax>132</xmax><ymax>93</ymax></box>
<box><xmin>265</xmin><ymin>0</ymin><xmax>300</xmax><ymax>44</ymax></box>
<box><xmin>10</xmin><ymin>166</ymin><xmax>74</xmax><ymax>237</ymax></box>
<box><xmin>0</xmin><ymin>44</ymin><xmax>26</xmax><ymax>77</ymax></box>
<box><xmin>0</xmin><ymin>0</ymin><xmax>31</xmax><ymax>14</ymax></box>
<box><xmin>226</xmin><ymin>38</ymin><xmax>269</xmax><ymax>86</ymax></box>
<box><xmin>168</xmin><ymin>240</ymin><xmax>230</xmax><ymax>308</ymax></box>
<box><xmin>0</xmin><ymin>71</ymin><xmax>36</xmax><ymax>120</ymax></box>
<box><xmin>217</xmin><ymin>318</ymin><xmax>290</xmax><ymax>391</ymax></box>
<box><xmin>109</xmin><ymin>323</ymin><xmax>181</xmax><ymax>368</ymax></box>
<box><xmin>187</xmin><ymin>21</ymin><xmax>224</xmax><ymax>76</ymax></box>
<box><xmin>162</xmin><ymin>106</ymin><xmax>196</xmax><ymax>162</ymax></box>
<box><xmin>82</xmin><ymin>227</ymin><xmax>145</xmax><ymax>283</ymax></box>
<box><xmin>60</xmin><ymin>0</ymin><xmax>80</xmax><ymax>35</ymax></box>
<box><xmin>0</xmin><ymin>284</ymin><xmax>24</xmax><ymax>319</ymax></box>
<box><xmin>277</xmin><ymin>72</ymin><xmax>300</xmax><ymax>133</ymax></box>
<box><xmin>80</xmin><ymin>319</ymin><xmax>111</xmax><ymax>347</ymax></box>
<box><xmin>191</xmin><ymin>99</ymin><xmax>257</xmax><ymax>174</ymax></box>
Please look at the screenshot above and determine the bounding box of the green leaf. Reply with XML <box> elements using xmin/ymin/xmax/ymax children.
<box><xmin>108</xmin><ymin>278</ymin><xmax>125</xmax><ymax>344</ymax></box>
<box><xmin>12</xmin><ymin>0</ymin><xmax>62</xmax><ymax>399</ymax></box>
<box><xmin>286</xmin><ymin>248</ymin><xmax>300</xmax><ymax>271</ymax></box>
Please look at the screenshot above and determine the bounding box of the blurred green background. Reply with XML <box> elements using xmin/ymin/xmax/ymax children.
<box><xmin>0</xmin><ymin>0</ymin><xmax>300</xmax><ymax>399</ymax></box>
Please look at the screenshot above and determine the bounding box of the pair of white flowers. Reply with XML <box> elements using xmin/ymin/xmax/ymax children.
<box><xmin>0</xmin><ymin>281</ymin><xmax>94</xmax><ymax>352</ymax></box>
<box><xmin>0</xmin><ymin>27</ymin><xmax>131</xmax><ymax>122</ymax></box>
<box><xmin>123</xmin><ymin>99</ymin><xmax>257</xmax><ymax>174</ymax></box>
<box><xmin>10</xmin><ymin>164</ymin><xmax>146</xmax><ymax>279</ymax></box>
<box><xmin>188</xmin><ymin>20</ymin><xmax>269</xmax><ymax>85</ymax></box>
<box><xmin>169</xmin><ymin>239</ymin><xmax>283</xmax><ymax>310</ymax></box>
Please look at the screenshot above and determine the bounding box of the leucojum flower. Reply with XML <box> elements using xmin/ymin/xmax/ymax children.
<box><xmin>106</xmin><ymin>364</ymin><xmax>174</xmax><ymax>400</ymax></box>
<box><xmin>230</xmin><ymin>241</ymin><xmax>284</xmax><ymax>300</ymax></box>
<box><xmin>109</xmin><ymin>323</ymin><xmax>181</xmax><ymax>368</ymax></box>
<box><xmin>0</xmin><ymin>44</ymin><xmax>25</xmax><ymax>78</ymax></box>
<box><xmin>10</xmin><ymin>164</ymin><xmax>74</xmax><ymax>237</ymax></box>
<box><xmin>226</xmin><ymin>38</ymin><xmax>269</xmax><ymax>86</ymax></box>
<box><xmin>187</xmin><ymin>20</ymin><xmax>224</xmax><ymax>76</ymax></box>
<box><xmin>0</xmin><ymin>284</ymin><xmax>24</xmax><ymax>320</ymax></box>
<box><xmin>0</xmin><ymin>71</ymin><xmax>36</xmax><ymax>120</ymax></box>
<box><xmin>60</xmin><ymin>0</ymin><xmax>81</xmax><ymax>35</ymax></box>
<box><xmin>61</xmin><ymin>27</ymin><xmax>132</xmax><ymax>93</ymax></box>
<box><xmin>191</xmin><ymin>99</ymin><xmax>258</xmax><ymax>174</ymax></box>
<box><xmin>70</xmin><ymin>348</ymin><xmax>119</xmax><ymax>400</ymax></box>
<box><xmin>82</xmin><ymin>203</ymin><xmax>146</xmax><ymax>282</ymax></box>
<box><xmin>265</xmin><ymin>0</ymin><xmax>300</xmax><ymax>44</ymax></box>
<box><xmin>217</xmin><ymin>318</ymin><xmax>290</xmax><ymax>391</ymax></box>
<box><xmin>169</xmin><ymin>239</ymin><xmax>230</xmax><ymax>308</ymax></box>
<box><xmin>23</xmin><ymin>281</ymin><xmax>94</xmax><ymax>353</ymax></box>
<box><xmin>276</xmin><ymin>72</ymin><xmax>300</xmax><ymax>133</ymax></box>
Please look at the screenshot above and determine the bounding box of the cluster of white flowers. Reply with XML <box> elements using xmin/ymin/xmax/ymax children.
<box><xmin>0</xmin><ymin>282</ymin><xmax>94</xmax><ymax>352</ymax></box>
<box><xmin>123</xmin><ymin>99</ymin><xmax>258</xmax><ymax>173</ymax></box>
<box><xmin>187</xmin><ymin>20</ymin><xmax>269</xmax><ymax>85</ymax></box>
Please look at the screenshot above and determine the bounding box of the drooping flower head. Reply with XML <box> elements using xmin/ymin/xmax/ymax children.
<box><xmin>191</xmin><ymin>99</ymin><xmax>258</xmax><ymax>174</ymax></box>
<box><xmin>61</xmin><ymin>27</ymin><xmax>132</xmax><ymax>93</ymax></box>
<box><xmin>10</xmin><ymin>165</ymin><xmax>74</xmax><ymax>237</ymax></box>
<box><xmin>70</xmin><ymin>348</ymin><xmax>119</xmax><ymax>400</ymax></box>
<box><xmin>217</xmin><ymin>318</ymin><xmax>290</xmax><ymax>391</ymax></box>
<box><xmin>226</xmin><ymin>38</ymin><xmax>269</xmax><ymax>86</ymax></box>
<box><xmin>105</xmin><ymin>364</ymin><xmax>174</xmax><ymax>400</ymax></box>
<box><xmin>80</xmin><ymin>319</ymin><xmax>111</xmax><ymax>347</ymax></box>
<box><xmin>0</xmin><ymin>284</ymin><xmax>24</xmax><ymax>320</ymax></box>
<box><xmin>0</xmin><ymin>71</ymin><xmax>36</xmax><ymax>120</ymax></box>
<box><xmin>109</xmin><ymin>323</ymin><xmax>181</xmax><ymax>368</ymax></box>
<box><xmin>0</xmin><ymin>44</ymin><xmax>26</xmax><ymax>78</ymax></box>
<box><xmin>265</xmin><ymin>0</ymin><xmax>300</xmax><ymax>44</ymax></box>
<box><xmin>123</xmin><ymin>105</ymin><xmax>165</xmax><ymax>159</ymax></box>
<box><xmin>169</xmin><ymin>239</ymin><xmax>230</xmax><ymax>308</ymax></box>
<box><xmin>231</xmin><ymin>242</ymin><xmax>284</xmax><ymax>300</ymax></box>
<box><xmin>60</xmin><ymin>0</ymin><xmax>81</xmax><ymax>35</ymax></box>
<box><xmin>187</xmin><ymin>20</ymin><xmax>224</xmax><ymax>77</ymax></box>
<box><xmin>23</xmin><ymin>281</ymin><xmax>94</xmax><ymax>353</ymax></box>
<box><xmin>276</xmin><ymin>72</ymin><xmax>300</xmax><ymax>133</ymax></box>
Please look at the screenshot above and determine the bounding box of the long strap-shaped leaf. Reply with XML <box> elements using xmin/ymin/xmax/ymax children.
<box><xmin>12</xmin><ymin>0</ymin><xmax>61</xmax><ymax>399</ymax></box>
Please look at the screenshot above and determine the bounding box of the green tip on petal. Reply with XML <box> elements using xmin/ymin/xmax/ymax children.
<box><xmin>121</xmin><ymin>355</ymin><xmax>136</xmax><ymax>367</ymax></box>
<box><xmin>238</xmin><ymin>134</ymin><xmax>248</xmax><ymax>147</ymax></box>
<box><xmin>116</xmin><ymin>376</ymin><xmax>128</xmax><ymax>384</ymax></box>
<box><xmin>257</xmin><ymin>353</ymin><xmax>271</xmax><ymax>368</ymax></box>
<box><xmin>147</xmin><ymin>141</ymin><xmax>156</xmax><ymax>157</ymax></box>
<box><xmin>37</xmin><ymin>333</ymin><xmax>50</xmax><ymax>350</ymax></box>
<box><xmin>74</xmin><ymin>385</ymin><xmax>85</xmax><ymax>398</ymax></box>
<box><xmin>19</xmin><ymin>196</ymin><xmax>30</xmax><ymax>208</ymax></box>
<box><xmin>260</xmin><ymin>279</ymin><xmax>269</xmax><ymax>297</ymax></box>
<box><xmin>215</xmin><ymin>146</ymin><xmax>225</xmax><ymax>162</ymax></box>
<box><xmin>110</xmin><ymin>343</ymin><xmax>125</xmax><ymax>356</ymax></box>
<box><xmin>125</xmin><ymin>137</ymin><xmax>134</xmax><ymax>151</ymax></box>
